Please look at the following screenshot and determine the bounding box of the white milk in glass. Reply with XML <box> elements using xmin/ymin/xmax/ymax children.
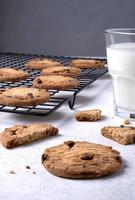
<box><xmin>107</xmin><ymin>43</ymin><xmax>135</xmax><ymax>111</ymax></box>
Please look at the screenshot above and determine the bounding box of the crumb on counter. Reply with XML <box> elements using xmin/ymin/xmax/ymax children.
<box><xmin>9</xmin><ymin>170</ymin><xmax>16</xmax><ymax>174</ymax></box>
<box><xmin>123</xmin><ymin>119</ymin><xmax>130</xmax><ymax>125</ymax></box>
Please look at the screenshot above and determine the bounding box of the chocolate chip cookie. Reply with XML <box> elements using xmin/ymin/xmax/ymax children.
<box><xmin>0</xmin><ymin>123</ymin><xmax>58</xmax><ymax>148</ymax></box>
<box><xmin>0</xmin><ymin>67</ymin><xmax>29</xmax><ymax>82</ymax></box>
<box><xmin>75</xmin><ymin>109</ymin><xmax>101</xmax><ymax>121</ymax></box>
<box><xmin>25</xmin><ymin>58</ymin><xmax>61</xmax><ymax>70</ymax></box>
<box><xmin>101</xmin><ymin>125</ymin><xmax>135</xmax><ymax>145</ymax></box>
<box><xmin>33</xmin><ymin>75</ymin><xmax>80</xmax><ymax>90</ymax></box>
<box><xmin>42</xmin><ymin>141</ymin><xmax>122</xmax><ymax>179</ymax></box>
<box><xmin>42</xmin><ymin>66</ymin><xmax>81</xmax><ymax>77</ymax></box>
<box><xmin>0</xmin><ymin>87</ymin><xmax>50</xmax><ymax>107</ymax></box>
<box><xmin>70</xmin><ymin>59</ymin><xmax>105</xmax><ymax>69</ymax></box>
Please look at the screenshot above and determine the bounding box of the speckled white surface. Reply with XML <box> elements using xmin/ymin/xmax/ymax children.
<box><xmin>0</xmin><ymin>73</ymin><xmax>135</xmax><ymax>200</ymax></box>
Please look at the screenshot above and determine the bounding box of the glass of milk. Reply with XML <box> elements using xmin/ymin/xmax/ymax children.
<box><xmin>105</xmin><ymin>28</ymin><xmax>135</xmax><ymax>119</ymax></box>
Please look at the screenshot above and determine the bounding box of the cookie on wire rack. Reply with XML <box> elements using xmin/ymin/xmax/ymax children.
<box><xmin>42</xmin><ymin>66</ymin><xmax>81</xmax><ymax>77</ymax></box>
<box><xmin>33</xmin><ymin>75</ymin><xmax>80</xmax><ymax>90</ymax></box>
<box><xmin>25</xmin><ymin>58</ymin><xmax>62</xmax><ymax>70</ymax></box>
<box><xmin>70</xmin><ymin>59</ymin><xmax>105</xmax><ymax>69</ymax></box>
<box><xmin>0</xmin><ymin>87</ymin><xmax>50</xmax><ymax>107</ymax></box>
<box><xmin>0</xmin><ymin>67</ymin><xmax>29</xmax><ymax>82</ymax></box>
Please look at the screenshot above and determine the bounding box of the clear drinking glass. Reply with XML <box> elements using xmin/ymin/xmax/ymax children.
<box><xmin>105</xmin><ymin>28</ymin><xmax>135</xmax><ymax>119</ymax></box>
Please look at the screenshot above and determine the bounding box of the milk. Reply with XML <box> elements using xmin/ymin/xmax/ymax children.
<box><xmin>107</xmin><ymin>43</ymin><xmax>135</xmax><ymax>111</ymax></box>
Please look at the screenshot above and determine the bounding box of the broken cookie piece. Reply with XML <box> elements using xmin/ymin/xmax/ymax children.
<box><xmin>101</xmin><ymin>125</ymin><xmax>135</xmax><ymax>145</ymax></box>
<box><xmin>75</xmin><ymin>109</ymin><xmax>101</xmax><ymax>122</ymax></box>
<box><xmin>0</xmin><ymin>123</ymin><xmax>58</xmax><ymax>148</ymax></box>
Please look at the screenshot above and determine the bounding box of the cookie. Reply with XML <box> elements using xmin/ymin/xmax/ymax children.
<box><xmin>42</xmin><ymin>141</ymin><xmax>122</xmax><ymax>179</ymax></box>
<box><xmin>25</xmin><ymin>58</ymin><xmax>61</xmax><ymax>70</ymax></box>
<box><xmin>0</xmin><ymin>87</ymin><xmax>50</xmax><ymax>107</ymax></box>
<box><xmin>70</xmin><ymin>59</ymin><xmax>105</xmax><ymax>69</ymax></box>
<box><xmin>42</xmin><ymin>66</ymin><xmax>81</xmax><ymax>77</ymax></box>
<box><xmin>101</xmin><ymin>125</ymin><xmax>135</xmax><ymax>145</ymax></box>
<box><xmin>0</xmin><ymin>123</ymin><xmax>58</xmax><ymax>148</ymax></box>
<box><xmin>33</xmin><ymin>75</ymin><xmax>80</xmax><ymax>90</ymax></box>
<box><xmin>75</xmin><ymin>109</ymin><xmax>101</xmax><ymax>121</ymax></box>
<box><xmin>0</xmin><ymin>67</ymin><xmax>28</xmax><ymax>82</ymax></box>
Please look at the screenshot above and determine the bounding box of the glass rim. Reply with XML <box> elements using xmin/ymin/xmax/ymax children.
<box><xmin>105</xmin><ymin>28</ymin><xmax>135</xmax><ymax>35</ymax></box>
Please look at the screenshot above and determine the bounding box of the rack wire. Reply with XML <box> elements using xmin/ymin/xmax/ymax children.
<box><xmin>0</xmin><ymin>52</ymin><xmax>108</xmax><ymax>116</ymax></box>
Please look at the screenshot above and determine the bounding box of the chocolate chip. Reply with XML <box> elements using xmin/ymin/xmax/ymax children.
<box><xmin>22</xmin><ymin>126</ymin><xmax>27</xmax><ymax>128</ymax></box>
<box><xmin>27</xmin><ymin>93</ymin><xmax>34</xmax><ymax>98</ymax></box>
<box><xmin>10</xmin><ymin>130</ymin><xmax>17</xmax><ymax>135</ymax></box>
<box><xmin>81</xmin><ymin>154</ymin><xmax>93</xmax><ymax>160</ymax></box>
<box><xmin>81</xmin><ymin>117</ymin><xmax>88</xmax><ymax>121</ymax></box>
<box><xmin>0</xmin><ymin>89</ymin><xmax>6</xmax><ymax>94</ymax></box>
<box><xmin>42</xmin><ymin>154</ymin><xmax>48</xmax><ymax>163</ymax></box>
<box><xmin>26</xmin><ymin>165</ymin><xmax>31</xmax><ymax>169</ymax></box>
<box><xmin>116</xmin><ymin>156</ymin><xmax>122</xmax><ymax>163</ymax></box>
<box><xmin>0</xmin><ymin>89</ymin><xmax>6</xmax><ymax>92</ymax></box>
<box><xmin>37</xmin><ymin>79</ymin><xmax>42</xmax><ymax>84</ymax></box>
<box><xmin>65</xmin><ymin>141</ymin><xmax>75</xmax><ymax>148</ymax></box>
<box><xmin>120</xmin><ymin>125</ymin><xmax>125</xmax><ymax>128</ymax></box>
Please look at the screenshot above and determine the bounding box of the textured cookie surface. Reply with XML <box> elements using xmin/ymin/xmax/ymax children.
<box><xmin>70</xmin><ymin>59</ymin><xmax>105</xmax><ymax>69</ymax></box>
<box><xmin>0</xmin><ymin>67</ymin><xmax>28</xmax><ymax>82</ymax></box>
<box><xmin>25</xmin><ymin>58</ymin><xmax>61</xmax><ymax>69</ymax></box>
<box><xmin>0</xmin><ymin>123</ymin><xmax>58</xmax><ymax>148</ymax></box>
<box><xmin>101</xmin><ymin>126</ymin><xmax>135</xmax><ymax>145</ymax></box>
<box><xmin>42</xmin><ymin>66</ymin><xmax>81</xmax><ymax>77</ymax></box>
<box><xmin>75</xmin><ymin>109</ymin><xmax>101</xmax><ymax>121</ymax></box>
<box><xmin>42</xmin><ymin>141</ymin><xmax>122</xmax><ymax>179</ymax></box>
<box><xmin>33</xmin><ymin>75</ymin><xmax>80</xmax><ymax>90</ymax></box>
<box><xmin>0</xmin><ymin>87</ymin><xmax>50</xmax><ymax>107</ymax></box>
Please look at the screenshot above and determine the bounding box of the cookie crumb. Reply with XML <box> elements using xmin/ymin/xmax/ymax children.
<box><xmin>26</xmin><ymin>165</ymin><xmax>31</xmax><ymax>169</ymax></box>
<box><xmin>123</xmin><ymin>119</ymin><xmax>130</xmax><ymax>125</ymax></box>
<box><xmin>32</xmin><ymin>171</ymin><xmax>36</xmax><ymax>174</ymax></box>
<box><xmin>9</xmin><ymin>170</ymin><xmax>16</xmax><ymax>174</ymax></box>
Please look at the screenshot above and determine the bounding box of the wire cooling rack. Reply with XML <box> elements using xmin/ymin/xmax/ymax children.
<box><xmin>0</xmin><ymin>52</ymin><xmax>108</xmax><ymax>116</ymax></box>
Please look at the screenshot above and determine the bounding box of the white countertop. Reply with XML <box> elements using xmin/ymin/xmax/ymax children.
<box><xmin>0</xmin><ymin>73</ymin><xmax>134</xmax><ymax>200</ymax></box>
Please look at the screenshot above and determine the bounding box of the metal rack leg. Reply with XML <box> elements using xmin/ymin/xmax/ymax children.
<box><xmin>68</xmin><ymin>94</ymin><xmax>77</xmax><ymax>109</ymax></box>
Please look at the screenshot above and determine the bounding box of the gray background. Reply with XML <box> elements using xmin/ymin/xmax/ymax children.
<box><xmin>0</xmin><ymin>0</ymin><xmax>135</xmax><ymax>56</ymax></box>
